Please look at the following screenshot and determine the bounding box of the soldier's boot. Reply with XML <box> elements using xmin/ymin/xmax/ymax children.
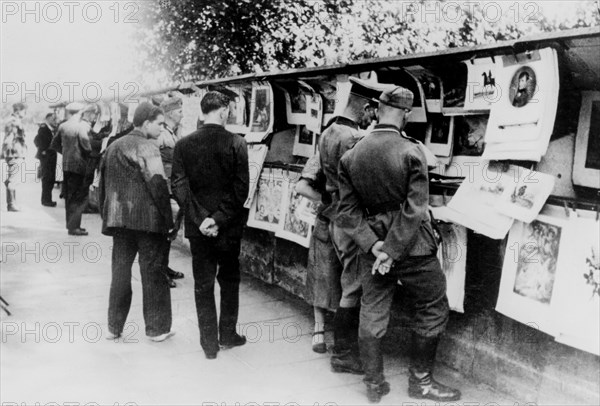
<box><xmin>330</xmin><ymin>307</ymin><xmax>364</xmax><ymax>375</ymax></box>
<box><xmin>360</xmin><ymin>337</ymin><xmax>389</xmax><ymax>404</ymax></box>
<box><xmin>408</xmin><ymin>333</ymin><xmax>461</xmax><ymax>402</ymax></box>
<box><xmin>6</xmin><ymin>185</ymin><xmax>19</xmax><ymax>212</ymax></box>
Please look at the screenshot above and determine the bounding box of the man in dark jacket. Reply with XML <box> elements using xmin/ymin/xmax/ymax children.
<box><xmin>337</xmin><ymin>86</ymin><xmax>460</xmax><ymax>403</ymax></box>
<box><xmin>34</xmin><ymin>113</ymin><xmax>58</xmax><ymax>207</ymax></box>
<box><xmin>172</xmin><ymin>91</ymin><xmax>249</xmax><ymax>359</ymax></box>
<box><xmin>99</xmin><ymin>102</ymin><xmax>174</xmax><ymax>342</ymax></box>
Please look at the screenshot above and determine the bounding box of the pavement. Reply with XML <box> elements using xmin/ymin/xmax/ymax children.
<box><xmin>0</xmin><ymin>159</ymin><xmax>518</xmax><ymax>406</ymax></box>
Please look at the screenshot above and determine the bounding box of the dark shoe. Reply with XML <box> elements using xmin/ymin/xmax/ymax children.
<box><xmin>42</xmin><ymin>201</ymin><xmax>57</xmax><ymax>207</ymax></box>
<box><xmin>219</xmin><ymin>333</ymin><xmax>246</xmax><ymax>349</ymax></box>
<box><xmin>167</xmin><ymin>278</ymin><xmax>177</xmax><ymax>288</ymax></box>
<box><xmin>166</xmin><ymin>267</ymin><xmax>184</xmax><ymax>279</ymax></box>
<box><xmin>408</xmin><ymin>370</ymin><xmax>461</xmax><ymax>402</ymax></box>
<box><xmin>312</xmin><ymin>331</ymin><xmax>327</xmax><ymax>354</ymax></box>
<box><xmin>68</xmin><ymin>228</ymin><xmax>88</xmax><ymax>236</ymax></box>
<box><xmin>7</xmin><ymin>205</ymin><xmax>20</xmax><ymax>212</ymax></box>
<box><xmin>365</xmin><ymin>380</ymin><xmax>390</xmax><ymax>404</ymax></box>
<box><xmin>205</xmin><ymin>351</ymin><xmax>218</xmax><ymax>360</ymax></box>
<box><xmin>331</xmin><ymin>349</ymin><xmax>364</xmax><ymax>374</ymax></box>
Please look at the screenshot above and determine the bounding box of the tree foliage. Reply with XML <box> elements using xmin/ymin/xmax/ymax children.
<box><xmin>136</xmin><ymin>0</ymin><xmax>599</xmax><ymax>82</ymax></box>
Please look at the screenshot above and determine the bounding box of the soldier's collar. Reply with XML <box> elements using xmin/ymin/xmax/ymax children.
<box><xmin>330</xmin><ymin>116</ymin><xmax>358</xmax><ymax>130</ymax></box>
<box><xmin>373</xmin><ymin>124</ymin><xmax>401</xmax><ymax>132</ymax></box>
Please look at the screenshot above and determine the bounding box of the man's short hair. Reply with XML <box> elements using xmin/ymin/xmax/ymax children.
<box><xmin>133</xmin><ymin>102</ymin><xmax>164</xmax><ymax>127</ymax></box>
<box><xmin>12</xmin><ymin>102</ymin><xmax>27</xmax><ymax>112</ymax></box>
<box><xmin>201</xmin><ymin>91</ymin><xmax>230</xmax><ymax>115</ymax></box>
<box><xmin>45</xmin><ymin>113</ymin><xmax>55</xmax><ymax>120</ymax></box>
<box><xmin>519</xmin><ymin>71</ymin><xmax>530</xmax><ymax>80</ymax></box>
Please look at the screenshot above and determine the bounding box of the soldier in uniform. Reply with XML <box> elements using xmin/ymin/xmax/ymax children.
<box><xmin>318</xmin><ymin>77</ymin><xmax>385</xmax><ymax>375</ymax></box>
<box><xmin>337</xmin><ymin>86</ymin><xmax>461</xmax><ymax>403</ymax></box>
<box><xmin>1</xmin><ymin>102</ymin><xmax>28</xmax><ymax>212</ymax></box>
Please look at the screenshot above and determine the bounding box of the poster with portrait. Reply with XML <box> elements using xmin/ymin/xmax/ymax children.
<box><xmin>292</xmin><ymin>126</ymin><xmax>316</xmax><ymax>158</ymax></box>
<box><xmin>280</xmin><ymin>81</ymin><xmax>311</xmax><ymax>125</ymax></box>
<box><xmin>425</xmin><ymin>115</ymin><xmax>454</xmax><ymax>158</ymax></box>
<box><xmin>405</xmin><ymin>65</ymin><xmax>444</xmax><ymax>113</ymax></box>
<box><xmin>247</xmin><ymin>168</ymin><xmax>286</xmax><ymax>232</ymax></box>
<box><xmin>275</xmin><ymin>177</ymin><xmax>313</xmax><ymax>248</ymax></box>
<box><xmin>573</xmin><ymin>91</ymin><xmax>600</xmax><ymax>189</ymax></box>
<box><xmin>246</xmin><ymin>82</ymin><xmax>274</xmax><ymax>143</ymax></box>
<box><xmin>463</xmin><ymin>56</ymin><xmax>501</xmax><ymax>111</ymax></box>
<box><xmin>225</xmin><ymin>85</ymin><xmax>250</xmax><ymax>134</ymax></box>
<box><xmin>496</xmin><ymin>214</ymin><xmax>571</xmax><ymax>336</ymax></box>
<box><xmin>483</xmin><ymin>47</ymin><xmax>559</xmax><ymax>161</ymax></box>
<box><xmin>553</xmin><ymin>216</ymin><xmax>600</xmax><ymax>355</ymax></box>
<box><xmin>435</xmin><ymin>221</ymin><xmax>467</xmax><ymax>313</ymax></box>
<box><xmin>244</xmin><ymin>144</ymin><xmax>269</xmax><ymax>209</ymax></box>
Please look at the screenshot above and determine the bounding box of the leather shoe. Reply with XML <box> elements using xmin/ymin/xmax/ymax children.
<box><xmin>365</xmin><ymin>380</ymin><xmax>390</xmax><ymax>404</ymax></box>
<box><xmin>408</xmin><ymin>370</ymin><xmax>461</xmax><ymax>402</ymax></box>
<box><xmin>219</xmin><ymin>333</ymin><xmax>246</xmax><ymax>349</ymax></box>
<box><xmin>68</xmin><ymin>228</ymin><xmax>88</xmax><ymax>236</ymax></box>
<box><xmin>205</xmin><ymin>351</ymin><xmax>218</xmax><ymax>360</ymax></box>
<box><xmin>42</xmin><ymin>201</ymin><xmax>57</xmax><ymax>207</ymax></box>
<box><xmin>167</xmin><ymin>267</ymin><xmax>184</xmax><ymax>279</ymax></box>
<box><xmin>331</xmin><ymin>349</ymin><xmax>365</xmax><ymax>375</ymax></box>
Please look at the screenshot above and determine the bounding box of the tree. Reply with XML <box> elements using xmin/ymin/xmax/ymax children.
<box><xmin>137</xmin><ymin>0</ymin><xmax>599</xmax><ymax>83</ymax></box>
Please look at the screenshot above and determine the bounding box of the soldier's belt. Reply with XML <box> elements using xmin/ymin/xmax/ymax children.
<box><xmin>363</xmin><ymin>201</ymin><xmax>402</xmax><ymax>216</ymax></box>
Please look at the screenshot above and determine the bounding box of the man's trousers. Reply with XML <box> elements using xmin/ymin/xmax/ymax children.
<box><xmin>39</xmin><ymin>153</ymin><xmax>56</xmax><ymax>203</ymax></box>
<box><xmin>63</xmin><ymin>171</ymin><xmax>88</xmax><ymax>231</ymax></box>
<box><xmin>189</xmin><ymin>236</ymin><xmax>242</xmax><ymax>354</ymax></box>
<box><xmin>108</xmin><ymin>229</ymin><xmax>172</xmax><ymax>337</ymax></box>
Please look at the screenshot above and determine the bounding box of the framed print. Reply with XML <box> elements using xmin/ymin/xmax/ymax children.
<box><xmin>425</xmin><ymin>115</ymin><xmax>454</xmax><ymax>157</ymax></box>
<box><xmin>496</xmin><ymin>214</ymin><xmax>571</xmax><ymax>336</ymax></box>
<box><xmin>463</xmin><ymin>56</ymin><xmax>501</xmax><ymax>111</ymax></box>
<box><xmin>553</xmin><ymin>215</ymin><xmax>600</xmax><ymax>355</ymax></box>
<box><xmin>292</xmin><ymin>126</ymin><xmax>316</xmax><ymax>158</ymax></box>
<box><xmin>573</xmin><ymin>91</ymin><xmax>600</xmax><ymax>189</ymax></box>
<box><xmin>305</xmin><ymin>92</ymin><xmax>323</xmax><ymax>134</ymax></box>
<box><xmin>304</xmin><ymin>77</ymin><xmax>338</xmax><ymax>126</ymax></box>
<box><xmin>275</xmin><ymin>177</ymin><xmax>312</xmax><ymax>248</ymax></box>
<box><xmin>246</xmin><ymin>82</ymin><xmax>274</xmax><ymax>143</ymax></box>
<box><xmin>280</xmin><ymin>81</ymin><xmax>311</xmax><ymax>125</ymax></box>
<box><xmin>247</xmin><ymin>168</ymin><xmax>286</xmax><ymax>232</ymax></box>
<box><xmin>225</xmin><ymin>85</ymin><xmax>250</xmax><ymax>134</ymax></box>
<box><xmin>405</xmin><ymin>65</ymin><xmax>444</xmax><ymax>113</ymax></box>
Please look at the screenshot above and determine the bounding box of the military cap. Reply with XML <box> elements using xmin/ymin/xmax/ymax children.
<box><xmin>379</xmin><ymin>86</ymin><xmax>414</xmax><ymax>110</ymax></box>
<box><xmin>348</xmin><ymin>76</ymin><xmax>395</xmax><ymax>102</ymax></box>
<box><xmin>160</xmin><ymin>96</ymin><xmax>183</xmax><ymax>113</ymax></box>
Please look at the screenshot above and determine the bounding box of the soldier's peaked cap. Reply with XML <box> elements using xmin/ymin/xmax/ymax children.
<box><xmin>348</xmin><ymin>76</ymin><xmax>397</xmax><ymax>102</ymax></box>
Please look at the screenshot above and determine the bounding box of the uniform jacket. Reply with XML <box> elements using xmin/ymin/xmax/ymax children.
<box><xmin>34</xmin><ymin>123</ymin><xmax>56</xmax><ymax>160</ymax></box>
<box><xmin>2</xmin><ymin>114</ymin><xmax>27</xmax><ymax>160</ymax></box>
<box><xmin>98</xmin><ymin>129</ymin><xmax>173</xmax><ymax>236</ymax></box>
<box><xmin>54</xmin><ymin>118</ymin><xmax>92</xmax><ymax>175</ymax></box>
<box><xmin>171</xmin><ymin>124</ymin><xmax>249</xmax><ymax>242</ymax></box>
<box><xmin>337</xmin><ymin>124</ymin><xmax>437</xmax><ymax>262</ymax></box>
